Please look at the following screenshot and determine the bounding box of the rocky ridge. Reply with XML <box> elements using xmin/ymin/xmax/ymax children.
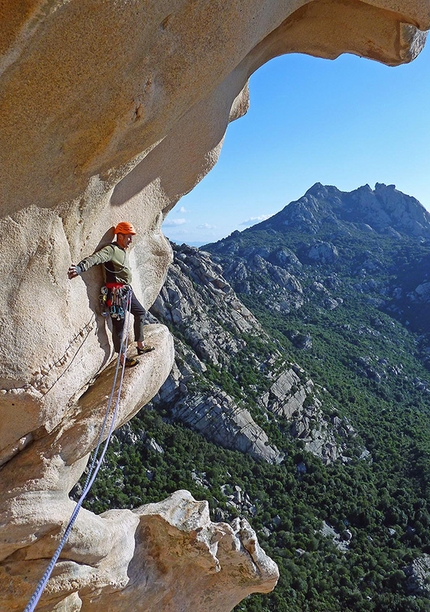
<box><xmin>259</xmin><ymin>182</ymin><xmax>430</xmax><ymax>238</ymax></box>
<box><xmin>149</xmin><ymin>242</ymin><xmax>357</xmax><ymax>465</ymax></box>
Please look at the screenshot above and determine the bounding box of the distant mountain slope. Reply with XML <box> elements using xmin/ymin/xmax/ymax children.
<box><xmin>148</xmin><ymin>242</ymin><xmax>356</xmax><ymax>465</ymax></box>
<box><xmin>205</xmin><ymin>183</ymin><xmax>430</xmax><ymax>336</ymax></box>
<box><xmin>247</xmin><ymin>182</ymin><xmax>430</xmax><ymax>238</ymax></box>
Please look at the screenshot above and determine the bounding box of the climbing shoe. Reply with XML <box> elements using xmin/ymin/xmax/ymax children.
<box><xmin>124</xmin><ymin>357</ymin><xmax>139</xmax><ymax>367</ymax></box>
<box><xmin>137</xmin><ymin>346</ymin><xmax>155</xmax><ymax>355</ymax></box>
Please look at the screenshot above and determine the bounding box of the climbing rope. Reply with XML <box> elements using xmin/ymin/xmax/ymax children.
<box><xmin>24</xmin><ymin>289</ymin><xmax>133</xmax><ymax>612</ymax></box>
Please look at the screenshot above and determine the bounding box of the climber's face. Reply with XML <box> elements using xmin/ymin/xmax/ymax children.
<box><xmin>117</xmin><ymin>233</ymin><xmax>133</xmax><ymax>250</ymax></box>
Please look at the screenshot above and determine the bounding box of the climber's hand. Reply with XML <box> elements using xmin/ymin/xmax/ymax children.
<box><xmin>68</xmin><ymin>265</ymin><xmax>80</xmax><ymax>279</ymax></box>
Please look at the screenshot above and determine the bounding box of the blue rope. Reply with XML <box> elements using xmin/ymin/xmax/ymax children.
<box><xmin>24</xmin><ymin>289</ymin><xmax>133</xmax><ymax>612</ymax></box>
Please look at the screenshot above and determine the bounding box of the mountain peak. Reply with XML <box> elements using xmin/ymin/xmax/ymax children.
<box><xmin>247</xmin><ymin>183</ymin><xmax>430</xmax><ymax>240</ymax></box>
<box><xmin>305</xmin><ymin>182</ymin><xmax>325</xmax><ymax>194</ymax></box>
<box><xmin>304</xmin><ymin>183</ymin><xmax>340</xmax><ymax>199</ymax></box>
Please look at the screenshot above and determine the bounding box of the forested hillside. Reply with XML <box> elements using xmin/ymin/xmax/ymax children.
<box><xmin>79</xmin><ymin>183</ymin><xmax>430</xmax><ymax>611</ymax></box>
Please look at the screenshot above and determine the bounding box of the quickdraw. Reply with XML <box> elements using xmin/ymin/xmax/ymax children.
<box><xmin>99</xmin><ymin>286</ymin><xmax>109</xmax><ymax>318</ymax></box>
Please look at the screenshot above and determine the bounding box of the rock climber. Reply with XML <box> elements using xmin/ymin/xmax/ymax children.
<box><xmin>68</xmin><ymin>221</ymin><xmax>154</xmax><ymax>367</ymax></box>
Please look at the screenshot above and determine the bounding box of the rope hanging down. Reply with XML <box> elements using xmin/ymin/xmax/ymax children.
<box><xmin>24</xmin><ymin>289</ymin><xmax>133</xmax><ymax>612</ymax></box>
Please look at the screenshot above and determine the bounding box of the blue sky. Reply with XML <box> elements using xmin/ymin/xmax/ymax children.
<box><xmin>163</xmin><ymin>40</ymin><xmax>430</xmax><ymax>246</ymax></box>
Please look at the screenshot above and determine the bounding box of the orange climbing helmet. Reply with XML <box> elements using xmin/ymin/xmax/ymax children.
<box><xmin>114</xmin><ymin>221</ymin><xmax>137</xmax><ymax>235</ymax></box>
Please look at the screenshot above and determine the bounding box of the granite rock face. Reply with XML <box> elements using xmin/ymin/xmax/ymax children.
<box><xmin>150</xmin><ymin>243</ymin><xmax>359</xmax><ymax>466</ymax></box>
<box><xmin>0</xmin><ymin>1</ymin><xmax>428</xmax><ymax>610</ymax></box>
<box><xmin>406</xmin><ymin>553</ymin><xmax>430</xmax><ymax>598</ymax></box>
<box><xmin>150</xmin><ymin>244</ymin><xmax>284</xmax><ymax>464</ymax></box>
<box><xmin>1</xmin><ymin>489</ymin><xmax>279</xmax><ymax>612</ymax></box>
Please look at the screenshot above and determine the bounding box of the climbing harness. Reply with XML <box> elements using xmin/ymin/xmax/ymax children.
<box><xmin>99</xmin><ymin>284</ymin><xmax>130</xmax><ymax>320</ymax></box>
<box><xmin>24</xmin><ymin>289</ymin><xmax>133</xmax><ymax>612</ymax></box>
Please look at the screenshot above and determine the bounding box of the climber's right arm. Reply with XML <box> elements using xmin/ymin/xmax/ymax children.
<box><xmin>67</xmin><ymin>245</ymin><xmax>115</xmax><ymax>279</ymax></box>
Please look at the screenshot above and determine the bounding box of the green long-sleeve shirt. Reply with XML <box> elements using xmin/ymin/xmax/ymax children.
<box><xmin>77</xmin><ymin>242</ymin><xmax>132</xmax><ymax>284</ymax></box>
